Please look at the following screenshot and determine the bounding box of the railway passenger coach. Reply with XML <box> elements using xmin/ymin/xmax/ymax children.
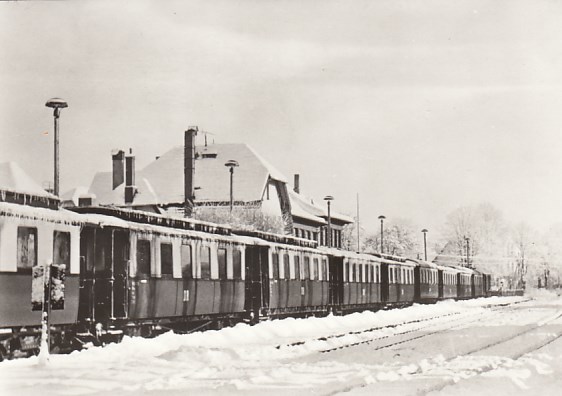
<box><xmin>0</xmin><ymin>201</ymin><xmax>82</xmax><ymax>355</ymax></box>
<box><xmin>0</xmin><ymin>198</ymin><xmax>495</xmax><ymax>361</ymax></box>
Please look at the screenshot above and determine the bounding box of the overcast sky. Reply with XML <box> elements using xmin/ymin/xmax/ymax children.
<box><xmin>1</xmin><ymin>0</ymin><xmax>562</xmax><ymax>239</ymax></box>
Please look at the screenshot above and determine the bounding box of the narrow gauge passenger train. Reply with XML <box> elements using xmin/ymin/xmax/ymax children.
<box><xmin>0</xmin><ymin>198</ymin><xmax>492</xmax><ymax>360</ymax></box>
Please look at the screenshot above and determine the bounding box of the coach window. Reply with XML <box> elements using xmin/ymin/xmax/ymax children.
<box><xmin>283</xmin><ymin>253</ymin><xmax>290</xmax><ymax>280</ymax></box>
<box><xmin>160</xmin><ymin>243</ymin><xmax>173</xmax><ymax>277</ymax></box>
<box><xmin>233</xmin><ymin>249</ymin><xmax>242</xmax><ymax>279</ymax></box>
<box><xmin>200</xmin><ymin>246</ymin><xmax>211</xmax><ymax>279</ymax></box>
<box><xmin>294</xmin><ymin>255</ymin><xmax>301</xmax><ymax>280</ymax></box>
<box><xmin>322</xmin><ymin>259</ymin><xmax>328</xmax><ymax>281</ymax></box>
<box><xmin>344</xmin><ymin>262</ymin><xmax>349</xmax><ymax>282</ymax></box>
<box><xmin>218</xmin><ymin>247</ymin><xmax>227</xmax><ymax>279</ymax></box>
<box><xmin>137</xmin><ymin>239</ymin><xmax>151</xmax><ymax>277</ymax></box>
<box><xmin>358</xmin><ymin>264</ymin><xmax>363</xmax><ymax>283</ymax></box>
<box><xmin>313</xmin><ymin>258</ymin><xmax>319</xmax><ymax>281</ymax></box>
<box><xmin>53</xmin><ymin>231</ymin><xmax>70</xmax><ymax>267</ymax></box>
<box><xmin>303</xmin><ymin>256</ymin><xmax>310</xmax><ymax>280</ymax></box>
<box><xmin>272</xmin><ymin>252</ymin><xmax>280</xmax><ymax>279</ymax></box>
<box><xmin>17</xmin><ymin>227</ymin><xmax>37</xmax><ymax>271</ymax></box>
<box><xmin>181</xmin><ymin>244</ymin><xmax>193</xmax><ymax>279</ymax></box>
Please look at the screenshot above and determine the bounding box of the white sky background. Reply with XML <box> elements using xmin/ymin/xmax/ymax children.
<box><xmin>1</xmin><ymin>0</ymin><xmax>562</xmax><ymax>238</ymax></box>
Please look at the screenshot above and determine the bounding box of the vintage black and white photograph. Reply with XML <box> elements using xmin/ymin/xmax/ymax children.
<box><xmin>1</xmin><ymin>1</ymin><xmax>562</xmax><ymax>395</ymax></box>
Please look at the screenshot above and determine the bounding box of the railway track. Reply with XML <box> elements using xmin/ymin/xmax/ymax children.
<box><xmin>321</xmin><ymin>298</ymin><xmax>562</xmax><ymax>396</ymax></box>
<box><xmin>275</xmin><ymin>298</ymin><xmax>530</xmax><ymax>354</ymax></box>
<box><xmin>417</xmin><ymin>308</ymin><xmax>562</xmax><ymax>396</ymax></box>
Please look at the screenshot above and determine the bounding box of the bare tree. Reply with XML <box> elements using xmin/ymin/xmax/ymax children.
<box><xmin>192</xmin><ymin>206</ymin><xmax>286</xmax><ymax>234</ymax></box>
<box><xmin>442</xmin><ymin>203</ymin><xmax>507</xmax><ymax>267</ymax></box>
<box><xmin>341</xmin><ymin>218</ymin><xmax>367</xmax><ymax>252</ymax></box>
<box><xmin>364</xmin><ymin>218</ymin><xmax>418</xmax><ymax>258</ymax></box>
<box><xmin>511</xmin><ymin>222</ymin><xmax>534</xmax><ymax>290</ymax></box>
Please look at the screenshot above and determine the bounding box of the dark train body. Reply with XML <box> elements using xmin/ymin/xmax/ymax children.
<box><xmin>0</xmin><ymin>202</ymin><xmax>494</xmax><ymax>360</ymax></box>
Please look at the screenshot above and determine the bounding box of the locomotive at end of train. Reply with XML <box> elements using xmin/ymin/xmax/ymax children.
<box><xmin>0</xmin><ymin>188</ymin><xmax>493</xmax><ymax>361</ymax></box>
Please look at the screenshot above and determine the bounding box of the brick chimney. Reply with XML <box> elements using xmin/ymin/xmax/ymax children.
<box><xmin>124</xmin><ymin>148</ymin><xmax>136</xmax><ymax>204</ymax></box>
<box><xmin>184</xmin><ymin>127</ymin><xmax>198</xmax><ymax>216</ymax></box>
<box><xmin>294</xmin><ymin>174</ymin><xmax>300</xmax><ymax>194</ymax></box>
<box><xmin>112</xmin><ymin>149</ymin><xmax>125</xmax><ymax>190</ymax></box>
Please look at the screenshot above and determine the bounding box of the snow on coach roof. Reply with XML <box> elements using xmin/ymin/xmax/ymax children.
<box><xmin>0</xmin><ymin>201</ymin><xmax>83</xmax><ymax>225</ymax></box>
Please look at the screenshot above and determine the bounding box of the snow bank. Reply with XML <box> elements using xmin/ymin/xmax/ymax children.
<box><xmin>0</xmin><ymin>296</ymin><xmax>534</xmax><ymax>396</ymax></box>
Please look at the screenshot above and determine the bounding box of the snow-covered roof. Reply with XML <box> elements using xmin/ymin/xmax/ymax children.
<box><xmin>0</xmin><ymin>162</ymin><xmax>56</xmax><ymax>199</ymax></box>
<box><xmin>288</xmin><ymin>190</ymin><xmax>327</xmax><ymax>225</ymax></box>
<box><xmin>89</xmin><ymin>143</ymin><xmax>287</xmax><ymax>206</ymax></box>
<box><xmin>288</xmin><ymin>189</ymin><xmax>353</xmax><ymax>225</ymax></box>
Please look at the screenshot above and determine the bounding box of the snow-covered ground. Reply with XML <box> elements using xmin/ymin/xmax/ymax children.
<box><xmin>1</xmin><ymin>290</ymin><xmax>562</xmax><ymax>395</ymax></box>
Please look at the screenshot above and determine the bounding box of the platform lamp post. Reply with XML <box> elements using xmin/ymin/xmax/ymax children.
<box><xmin>45</xmin><ymin>98</ymin><xmax>68</xmax><ymax>197</ymax></box>
<box><xmin>465</xmin><ymin>237</ymin><xmax>470</xmax><ymax>268</ymax></box>
<box><xmin>422</xmin><ymin>229</ymin><xmax>428</xmax><ymax>261</ymax></box>
<box><xmin>378</xmin><ymin>215</ymin><xmax>386</xmax><ymax>254</ymax></box>
<box><xmin>224</xmin><ymin>160</ymin><xmax>239</xmax><ymax>213</ymax></box>
<box><xmin>324</xmin><ymin>195</ymin><xmax>334</xmax><ymax>247</ymax></box>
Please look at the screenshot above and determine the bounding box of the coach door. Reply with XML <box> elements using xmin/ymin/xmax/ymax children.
<box><xmin>244</xmin><ymin>245</ymin><xmax>269</xmax><ymax>319</ymax></box>
<box><xmin>112</xmin><ymin>230</ymin><xmax>129</xmax><ymax>318</ymax></box>
<box><xmin>328</xmin><ymin>256</ymin><xmax>343</xmax><ymax>306</ymax></box>
<box><xmin>79</xmin><ymin>227</ymin><xmax>129</xmax><ymax>324</ymax></box>
<box><xmin>380</xmin><ymin>263</ymin><xmax>389</xmax><ymax>303</ymax></box>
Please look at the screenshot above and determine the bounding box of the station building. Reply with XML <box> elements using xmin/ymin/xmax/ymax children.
<box><xmin>77</xmin><ymin>129</ymin><xmax>353</xmax><ymax>248</ymax></box>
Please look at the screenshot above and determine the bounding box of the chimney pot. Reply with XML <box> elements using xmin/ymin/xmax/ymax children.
<box><xmin>112</xmin><ymin>150</ymin><xmax>125</xmax><ymax>190</ymax></box>
<box><xmin>125</xmin><ymin>152</ymin><xmax>136</xmax><ymax>204</ymax></box>
<box><xmin>294</xmin><ymin>174</ymin><xmax>300</xmax><ymax>194</ymax></box>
